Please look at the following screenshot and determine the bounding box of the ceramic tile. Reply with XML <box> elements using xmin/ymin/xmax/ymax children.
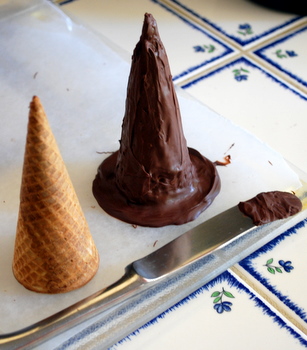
<box><xmin>165</xmin><ymin>0</ymin><xmax>305</xmax><ymax>48</ymax></box>
<box><xmin>235</xmin><ymin>216</ymin><xmax>307</xmax><ymax>333</ymax></box>
<box><xmin>62</xmin><ymin>0</ymin><xmax>236</xmax><ymax>82</ymax></box>
<box><xmin>253</xmin><ymin>24</ymin><xmax>307</xmax><ymax>92</ymax></box>
<box><xmin>101</xmin><ymin>270</ymin><xmax>307</xmax><ymax>349</ymax></box>
<box><xmin>9</xmin><ymin>1</ymin><xmax>305</xmax><ymax>349</ymax></box>
<box><xmin>181</xmin><ymin>57</ymin><xmax>307</xmax><ymax>173</ymax></box>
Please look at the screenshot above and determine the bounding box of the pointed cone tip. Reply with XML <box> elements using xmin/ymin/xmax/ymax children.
<box><xmin>29</xmin><ymin>95</ymin><xmax>42</xmax><ymax>111</ymax></box>
<box><xmin>141</xmin><ymin>13</ymin><xmax>159</xmax><ymax>40</ymax></box>
<box><xmin>27</xmin><ymin>95</ymin><xmax>49</xmax><ymax>131</ymax></box>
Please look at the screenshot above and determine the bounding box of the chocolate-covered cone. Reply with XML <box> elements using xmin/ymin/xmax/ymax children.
<box><xmin>116</xmin><ymin>13</ymin><xmax>192</xmax><ymax>202</ymax></box>
<box><xmin>93</xmin><ymin>13</ymin><xmax>220</xmax><ymax>227</ymax></box>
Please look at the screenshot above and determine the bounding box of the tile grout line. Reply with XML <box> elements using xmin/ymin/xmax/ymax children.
<box><xmin>245</xmin><ymin>17</ymin><xmax>307</xmax><ymax>53</ymax></box>
<box><xmin>245</xmin><ymin>19</ymin><xmax>307</xmax><ymax>94</ymax></box>
<box><xmin>160</xmin><ymin>0</ymin><xmax>307</xmax><ymax>52</ymax></box>
<box><xmin>160</xmin><ymin>0</ymin><xmax>307</xmax><ymax>94</ymax></box>
<box><xmin>160</xmin><ymin>0</ymin><xmax>244</xmax><ymax>52</ymax></box>
<box><xmin>58</xmin><ymin>0</ymin><xmax>307</xmax><ymax>341</ymax></box>
<box><xmin>175</xmin><ymin>52</ymin><xmax>242</xmax><ymax>87</ymax></box>
<box><xmin>230</xmin><ymin>265</ymin><xmax>307</xmax><ymax>336</ymax></box>
<box><xmin>246</xmin><ymin>50</ymin><xmax>307</xmax><ymax>95</ymax></box>
<box><xmin>155</xmin><ymin>1</ymin><xmax>307</xmax><ymax>336</ymax></box>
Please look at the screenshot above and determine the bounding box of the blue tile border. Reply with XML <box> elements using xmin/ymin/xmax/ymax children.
<box><xmin>56</xmin><ymin>270</ymin><xmax>307</xmax><ymax>349</ymax></box>
<box><xmin>239</xmin><ymin>218</ymin><xmax>307</xmax><ymax>323</ymax></box>
<box><xmin>61</xmin><ymin>0</ymin><xmax>234</xmax><ymax>81</ymax></box>
<box><xmin>254</xmin><ymin>26</ymin><xmax>307</xmax><ymax>88</ymax></box>
<box><xmin>111</xmin><ymin>270</ymin><xmax>307</xmax><ymax>348</ymax></box>
<box><xmin>150</xmin><ymin>0</ymin><xmax>234</xmax><ymax>81</ymax></box>
<box><xmin>167</xmin><ymin>0</ymin><xmax>303</xmax><ymax>47</ymax></box>
<box><xmin>181</xmin><ymin>56</ymin><xmax>307</xmax><ymax>102</ymax></box>
<box><xmin>59</xmin><ymin>0</ymin><xmax>77</xmax><ymax>5</ymax></box>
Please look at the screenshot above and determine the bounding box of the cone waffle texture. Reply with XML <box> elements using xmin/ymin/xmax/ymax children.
<box><xmin>13</xmin><ymin>96</ymin><xmax>99</xmax><ymax>294</ymax></box>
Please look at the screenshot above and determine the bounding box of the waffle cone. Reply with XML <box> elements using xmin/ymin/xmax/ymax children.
<box><xmin>13</xmin><ymin>96</ymin><xmax>99</xmax><ymax>294</ymax></box>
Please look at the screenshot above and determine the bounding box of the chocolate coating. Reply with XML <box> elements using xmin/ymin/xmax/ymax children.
<box><xmin>93</xmin><ymin>13</ymin><xmax>220</xmax><ymax>227</ymax></box>
<box><xmin>238</xmin><ymin>191</ymin><xmax>302</xmax><ymax>226</ymax></box>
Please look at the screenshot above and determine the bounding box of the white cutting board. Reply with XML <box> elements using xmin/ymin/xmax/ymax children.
<box><xmin>0</xmin><ymin>0</ymin><xmax>301</xmax><ymax>333</ymax></box>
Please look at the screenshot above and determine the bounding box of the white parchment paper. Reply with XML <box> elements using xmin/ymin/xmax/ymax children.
<box><xmin>0</xmin><ymin>0</ymin><xmax>301</xmax><ymax>334</ymax></box>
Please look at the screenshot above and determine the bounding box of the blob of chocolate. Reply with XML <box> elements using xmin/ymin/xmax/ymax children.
<box><xmin>238</xmin><ymin>191</ymin><xmax>302</xmax><ymax>226</ymax></box>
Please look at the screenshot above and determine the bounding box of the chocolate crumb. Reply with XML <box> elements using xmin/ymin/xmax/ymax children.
<box><xmin>214</xmin><ymin>155</ymin><xmax>231</xmax><ymax>166</ymax></box>
<box><xmin>96</xmin><ymin>151</ymin><xmax>113</xmax><ymax>154</ymax></box>
<box><xmin>224</xmin><ymin>143</ymin><xmax>235</xmax><ymax>154</ymax></box>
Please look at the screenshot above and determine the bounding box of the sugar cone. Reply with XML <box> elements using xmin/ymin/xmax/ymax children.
<box><xmin>13</xmin><ymin>96</ymin><xmax>99</xmax><ymax>294</ymax></box>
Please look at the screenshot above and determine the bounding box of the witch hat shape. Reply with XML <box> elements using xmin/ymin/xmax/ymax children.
<box><xmin>93</xmin><ymin>13</ymin><xmax>220</xmax><ymax>227</ymax></box>
<box><xmin>13</xmin><ymin>96</ymin><xmax>99</xmax><ymax>293</ymax></box>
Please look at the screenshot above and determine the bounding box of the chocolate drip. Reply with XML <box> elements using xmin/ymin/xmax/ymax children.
<box><xmin>238</xmin><ymin>191</ymin><xmax>302</xmax><ymax>226</ymax></box>
<box><xmin>93</xmin><ymin>13</ymin><xmax>220</xmax><ymax>227</ymax></box>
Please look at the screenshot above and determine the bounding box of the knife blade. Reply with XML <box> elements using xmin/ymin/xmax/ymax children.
<box><xmin>0</xmin><ymin>204</ymin><xmax>295</xmax><ymax>349</ymax></box>
<box><xmin>132</xmin><ymin>206</ymin><xmax>254</xmax><ymax>279</ymax></box>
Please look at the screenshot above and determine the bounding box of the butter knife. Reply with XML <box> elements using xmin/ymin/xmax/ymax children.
<box><xmin>0</xmin><ymin>202</ymin><xmax>303</xmax><ymax>349</ymax></box>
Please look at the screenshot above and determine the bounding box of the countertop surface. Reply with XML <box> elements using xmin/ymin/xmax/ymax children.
<box><xmin>1</xmin><ymin>0</ymin><xmax>307</xmax><ymax>349</ymax></box>
<box><xmin>57</xmin><ymin>0</ymin><xmax>307</xmax><ymax>348</ymax></box>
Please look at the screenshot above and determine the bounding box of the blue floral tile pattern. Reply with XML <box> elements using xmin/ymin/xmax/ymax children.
<box><xmin>181</xmin><ymin>56</ymin><xmax>307</xmax><ymax>100</ymax></box>
<box><xmin>211</xmin><ymin>287</ymin><xmax>235</xmax><ymax>313</ymax></box>
<box><xmin>232</xmin><ymin>66</ymin><xmax>250</xmax><ymax>81</ymax></box>
<box><xmin>254</xmin><ymin>26</ymin><xmax>307</xmax><ymax>89</ymax></box>
<box><xmin>180</xmin><ymin>56</ymin><xmax>307</xmax><ymax>173</ymax></box>
<box><xmin>239</xmin><ymin>218</ymin><xmax>307</xmax><ymax>325</ymax></box>
<box><xmin>103</xmin><ymin>271</ymin><xmax>307</xmax><ymax>349</ymax></box>
<box><xmin>55</xmin><ymin>271</ymin><xmax>307</xmax><ymax>349</ymax></box>
<box><xmin>265</xmin><ymin>258</ymin><xmax>295</xmax><ymax>274</ymax></box>
<box><xmin>166</xmin><ymin>0</ymin><xmax>303</xmax><ymax>47</ymax></box>
<box><xmin>237</xmin><ymin>23</ymin><xmax>254</xmax><ymax>36</ymax></box>
<box><xmin>150</xmin><ymin>0</ymin><xmax>235</xmax><ymax>81</ymax></box>
<box><xmin>61</xmin><ymin>0</ymin><xmax>235</xmax><ymax>82</ymax></box>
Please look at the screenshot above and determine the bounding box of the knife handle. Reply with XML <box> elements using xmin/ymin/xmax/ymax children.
<box><xmin>0</xmin><ymin>265</ymin><xmax>147</xmax><ymax>349</ymax></box>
